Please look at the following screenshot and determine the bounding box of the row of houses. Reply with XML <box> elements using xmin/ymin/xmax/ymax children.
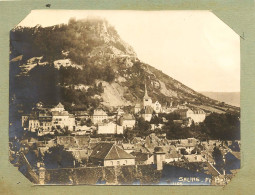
<box><xmin>21</xmin><ymin>84</ymin><xmax>206</xmax><ymax>136</ymax></box>
<box><xmin>22</xmin><ymin>103</ymin><xmax>76</xmax><ymax>134</ymax></box>
<box><xmin>21</xmin><ymin>102</ymin><xmax>138</xmax><ymax>136</ymax></box>
<box><xmin>87</xmin><ymin>139</ymin><xmax>210</xmax><ymax>170</ymax></box>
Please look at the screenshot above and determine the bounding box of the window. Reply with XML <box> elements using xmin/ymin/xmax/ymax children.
<box><xmin>117</xmin><ymin>161</ymin><xmax>120</xmax><ymax>165</ymax></box>
<box><xmin>125</xmin><ymin>160</ymin><xmax>128</xmax><ymax>165</ymax></box>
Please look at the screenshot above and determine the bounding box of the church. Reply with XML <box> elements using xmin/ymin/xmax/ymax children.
<box><xmin>135</xmin><ymin>84</ymin><xmax>162</xmax><ymax>121</ymax></box>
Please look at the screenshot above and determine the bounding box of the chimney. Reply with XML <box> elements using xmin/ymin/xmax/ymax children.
<box><xmin>38</xmin><ymin>166</ymin><xmax>46</xmax><ymax>185</ymax></box>
<box><xmin>154</xmin><ymin>147</ymin><xmax>165</xmax><ymax>171</ymax></box>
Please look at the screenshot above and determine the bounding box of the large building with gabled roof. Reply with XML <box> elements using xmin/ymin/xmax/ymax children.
<box><xmin>89</xmin><ymin>143</ymin><xmax>135</xmax><ymax>167</ymax></box>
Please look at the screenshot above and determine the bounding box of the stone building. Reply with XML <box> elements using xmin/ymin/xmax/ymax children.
<box><xmin>97</xmin><ymin>122</ymin><xmax>123</xmax><ymax>134</ymax></box>
<box><xmin>23</xmin><ymin>102</ymin><xmax>75</xmax><ymax>134</ymax></box>
<box><xmin>92</xmin><ymin>109</ymin><xmax>108</xmax><ymax>124</ymax></box>
<box><xmin>119</xmin><ymin>114</ymin><xmax>136</xmax><ymax>129</ymax></box>
<box><xmin>176</xmin><ymin>108</ymin><xmax>206</xmax><ymax>123</ymax></box>
<box><xmin>89</xmin><ymin>142</ymin><xmax>135</xmax><ymax>167</ymax></box>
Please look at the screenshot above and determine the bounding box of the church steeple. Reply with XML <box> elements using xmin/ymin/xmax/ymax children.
<box><xmin>143</xmin><ymin>83</ymin><xmax>152</xmax><ymax>108</ymax></box>
<box><xmin>144</xmin><ymin>83</ymin><xmax>149</xmax><ymax>99</ymax></box>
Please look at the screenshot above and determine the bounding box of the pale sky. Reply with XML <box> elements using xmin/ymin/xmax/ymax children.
<box><xmin>18</xmin><ymin>10</ymin><xmax>240</xmax><ymax>92</ymax></box>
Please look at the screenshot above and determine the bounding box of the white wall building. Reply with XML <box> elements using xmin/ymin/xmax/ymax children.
<box><xmin>176</xmin><ymin>108</ymin><xmax>206</xmax><ymax>123</ymax></box>
<box><xmin>119</xmin><ymin>114</ymin><xmax>136</xmax><ymax>129</ymax></box>
<box><xmin>153</xmin><ymin>101</ymin><xmax>162</xmax><ymax>113</ymax></box>
<box><xmin>97</xmin><ymin>122</ymin><xmax>123</xmax><ymax>134</ymax></box>
<box><xmin>90</xmin><ymin>143</ymin><xmax>136</xmax><ymax>167</ymax></box>
<box><xmin>92</xmin><ymin>109</ymin><xmax>108</xmax><ymax>124</ymax></box>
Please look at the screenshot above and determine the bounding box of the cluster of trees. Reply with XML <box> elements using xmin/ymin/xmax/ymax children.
<box><xmin>203</xmin><ymin>112</ymin><xmax>240</xmax><ymax>140</ymax></box>
<box><xmin>12</xmin><ymin>63</ymin><xmax>114</xmax><ymax>111</ymax></box>
<box><xmin>11</xmin><ymin>18</ymin><xmax>117</xmax><ymax>112</ymax></box>
<box><xmin>161</xmin><ymin>112</ymin><xmax>240</xmax><ymax>141</ymax></box>
<box><xmin>11</xmin><ymin>18</ymin><xmax>120</xmax><ymax>64</ymax></box>
<box><xmin>43</xmin><ymin>145</ymin><xmax>76</xmax><ymax>169</ymax></box>
<box><xmin>129</xmin><ymin>112</ymin><xmax>240</xmax><ymax>141</ymax></box>
<box><xmin>58</xmin><ymin>65</ymin><xmax>115</xmax><ymax>85</ymax></box>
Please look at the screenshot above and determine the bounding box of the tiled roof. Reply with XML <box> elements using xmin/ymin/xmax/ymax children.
<box><xmin>55</xmin><ymin>102</ymin><xmax>64</xmax><ymax>108</ymax></box>
<box><xmin>131</xmin><ymin>152</ymin><xmax>152</xmax><ymax>162</ymax></box>
<box><xmin>52</xmin><ymin>111</ymin><xmax>69</xmax><ymax>116</ymax></box>
<box><xmin>192</xmin><ymin>108</ymin><xmax>205</xmax><ymax>114</ymax></box>
<box><xmin>175</xmin><ymin>109</ymin><xmax>190</xmax><ymax>113</ymax></box>
<box><xmin>72</xmin><ymin>111</ymin><xmax>89</xmax><ymax>116</ymax></box>
<box><xmin>122</xmin><ymin>143</ymin><xmax>135</xmax><ymax>149</ymax></box>
<box><xmin>93</xmin><ymin>109</ymin><xmax>107</xmax><ymax>116</ymax></box>
<box><xmin>90</xmin><ymin>143</ymin><xmax>135</xmax><ymax>160</ymax></box>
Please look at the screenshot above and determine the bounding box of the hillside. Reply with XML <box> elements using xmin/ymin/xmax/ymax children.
<box><xmin>200</xmin><ymin>92</ymin><xmax>240</xmax><ymax>107</ymax></box>
<box><xmin>9</xmin><ymin>17</ymin><xmax>239</xmax><ymax>114</ymax></box>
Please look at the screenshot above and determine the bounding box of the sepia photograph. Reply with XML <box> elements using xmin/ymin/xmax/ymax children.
<box><xmin>9</xmin><ymin>10</ymin><xmax>240</xmax><ymax>186</ymax></box>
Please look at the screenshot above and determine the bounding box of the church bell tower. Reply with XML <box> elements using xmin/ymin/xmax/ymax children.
<box><xmin>143</xmin><ymin>83</ymin><xmax>152</xmax><ymax>108</ymax></box>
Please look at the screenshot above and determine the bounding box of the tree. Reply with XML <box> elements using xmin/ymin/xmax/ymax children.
<box><xmin>150</xmin><ymin>115</ymin><xmax>162</xmax><ymax>125</ymax></box>
<box><xmin>136</xmin><ymin>117</ymin><xmax>151</xmax><ymax>133</ymax></box>
<box><xmin>204</xmin><ymin>112</ymin><xmax>240</xmax><ymax>140</ymax></box>
<box><xmin>85</xmin><ymin>118</ymin><xmax>93</xmax><ymax>127</ymax></box>
<box><xmin>43</xmin><ymin>145</ymin><xmax>75</xmax><ymax>169</ymax></box>
<box><xmin>212</xmin><ymin>146</ymin><xmax>224</xmax><ymax>171</ymax></box>
<box><xmin>104</xmin><ymin>65</ymin><xmax>115</xmax><ymax>82</ymax></box>
<box><xmin>180</xmin><ymin>149</ymin><xmax>188</xmax><ymax>155</ymax></box>
<box><xmin>97</xmin><ymin>82</ymin><xmax>104</xmax><ymax>93</ymax></box>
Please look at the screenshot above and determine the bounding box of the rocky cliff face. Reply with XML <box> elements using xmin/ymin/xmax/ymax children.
<box><xmin>9</xmin><ymin>18</ymin><xmax>239</xmax><ymax>112</ymax></box>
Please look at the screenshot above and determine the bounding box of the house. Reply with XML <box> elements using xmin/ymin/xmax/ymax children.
<box><xmin>51</xmin><ymin>102</ymin><xmax>65</xmax><ymax>112</ymax></box>
<box><xmin>72</xmin><ymin>125</ymin><xmax>93</xmax><ymax>135</ymax></box>
<box><xmin>122</xmin><ymin>143</ymin><xmax>135</xmax><ymax>153</ymax></box>
<box><xmin>92</xmin><ymin>109</ymin><xmax>108</xmax><ymax>124</ymax></box>
<box><xmin>141</xmin><ymin>106</ymin><xmax>154</xmax><ymax>122</ymax></box>
<box><xmin>175</xmin><ymin>108</ymin><xmax>206</xmax><ymax>123</ymax></box>
<box><xmin>176</xmin><ymin>138</ymin><xmax>198</xmax><ymax>155</ymax></box>
<box><xmin>72</xmin><ymin>111</ymin><xmax>90</xmax><ymax>125</ymax></box>
<box><xmin>26</xmin><ymin>102</ymin><xmax>75</xmax><ymax>133</ymax></box>
<box><xmin>28</xmin><ymin>117</ymin><xmax>40</xmax><ymax>132</ymax></box>
<box><xmin>131</xmin><ymin>152</ymin><xmax>154</xmax><ymax>165</ymax></box>
<box><xmin>116</xmin><ymin>108</ymin><xmax>125</xmax><ymax>120</ymax></box>
<box><xmin>176</xmin><ymin>109</ymin><xmax>193</xmax><ymax>120</ymax></box>
<box><xmin>52</xmin><ymin>110</ymin><xmax>75</xmax><ymax>131</ymax></box>
<box><xmin>22</xmin><ymin>115</ymin><xmax>29</xmax><ymax>128</ymax></box>
<box><xmin>89</xmin><ymin>143</ymin><xmax>135</xmax><ymax>167</ymax></box>
<box><xmin>134</xmin><ymin>103</ymin><xmax>141</xmax><ymax>114</ymax></box>
<box><xmin>131</xmin><ymin>137</ymin><xmax>144</xmax><ymax>144</ymax></box>
<box><xmin>153</xmin><ymin>101</ymin><xmax>162</xmax><ymax>113</ymax></box>
<box><xmin>38</xmin><ymin>112</ymin><xmax>52</xmax><ymax>131</ymax></box>
<box><xmin>184</xmin><ymin>154</ymin><xmax>205</xmax><ymax>162</ymax></box>
<box><xmin>165</xmin><ymin>150</ymin><xmax>182</xmax><ymax>163</ymax></box>
<box><xmin>97</xmin><ymin>122</ymin><xmax>123</xmax><ymax>134</ymax></box>
<box><xmin>190</xmin><ymin>108</ymin><xmax>206</xmax><ymax>123</ymax></box>
<box><xmin>151</xmin><ymin>124</ymin><xmax>163</xmax><ymax>130</ymax></box>
<box><xmin>119</xmin><ymin>114</ymin><xmax>136</xmax><ymax>129</ymax></box>
<box><xmin>56</xmin><ymin>136</ymin><xmax>90</xmax><ymax>149</ymax></box>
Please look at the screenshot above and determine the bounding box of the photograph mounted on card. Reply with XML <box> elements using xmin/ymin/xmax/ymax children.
<box><xmin>9</xmin><ymin>10</ymin><xmax>240</xmax><ymax>185</ymax></box>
